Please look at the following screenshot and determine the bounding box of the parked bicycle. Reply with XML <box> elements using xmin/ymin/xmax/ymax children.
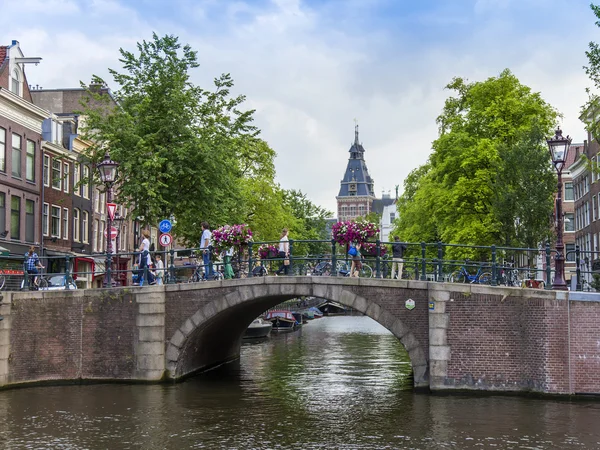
<box><xmin>450</xmin><ymin>262</ymin><xmax>492</xmax><ymax>284</ymax></box>
<box><xmin>497</xmin><ymin>262</ymin><xmax>522</xmax><ymax>286</ymax></box>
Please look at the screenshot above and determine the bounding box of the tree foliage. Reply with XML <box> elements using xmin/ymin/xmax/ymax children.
<box><xmin>584</xmin><ymin>3</ymin><xmax>600</xmax><ymax>142</ymax></box>
<box><xmin>79</xmin><ymin>33</ymin><xmax>331</xmax><ymax>247</ymax></box>
<box><xmin>394</xmin><ymin>70</ymin><xmax>558</xmax><ymax>259</ymax></box>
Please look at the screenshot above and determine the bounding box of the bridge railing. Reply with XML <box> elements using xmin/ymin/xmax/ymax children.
<box><xmin>0</xmin><ymin>240</ymin><xmax>584</xmax><ymax>292</ymax></box>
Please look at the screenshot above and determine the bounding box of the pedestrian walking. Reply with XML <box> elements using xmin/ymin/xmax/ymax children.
<box><xmin>350</xmin><ymin>242</ymin><xmax>362</xmax><ymax>278</ymax></box>
<box><xmin>155</xmin><ymin>254</ymin><xmax>164</xmax><ymax>285</ymax></box>
<box><xmin>391</xmin><ymin>236</ymin><xmax>408</xmax><ymax>279</ymax></box>
<box><xmin>200</xmin><ymin>221</ymin><xmax>214</xmax><ymax>280</ymax></box>
<box><xmin>138</xmin><ymin>230</ymin><xmax>155</xmax><ymax>285</ymax></box>
<box><xmin>275</xmin><ymin>228</ymin><xmax>290</xmax><ymax>276</ymax></box>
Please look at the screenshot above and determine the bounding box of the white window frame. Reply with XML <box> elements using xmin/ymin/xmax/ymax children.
<box><xmin>73</xmin><ymin>163</ymin><xmax>80</xmax><ymax>196</ymax></box>
<box><xmin>73</xmin><ymin>208</ymin><xmax>80</xmax><ymax>242</ymax></box>
<box><xmin>52</xmin><ymin>159</ymin><xmax>62</xmax><ymax>190</ymax></box>
<box><xmin>51</xmin><ymin>205</ymin><xmax>61</xmax><ymax>238</ymax></box>
<box><xmin>63</xmin><ymin>162</ymin><xmax>70</xmax><ymax>193</ymax></box>
<box><xmin>62</xmin><ymin>208</ymin><xmax>68</xmax><ymax>240</ymax></box>
<box><xmin>43</xmin><ymin>155</ymin><xmax>50</xmax><ymax>187</ymax></box>
<box><xmin>42</xmin><ymin>202</ymin><xmax>49</xmax><ymax>236</ymax></box>
<box><xmin>82</xmin><ymin>211</ymin><xmax>89</xmax><ymax>243</ymax></box>
<box><xmin>93</xmin><ymin>219</ymin><xmax>99</xmax><ymax>252</ymax></box>
<box><xmin>82</xmin><ymin>165</ymin><xmax>90</xmax><ymax>199</ymax></box>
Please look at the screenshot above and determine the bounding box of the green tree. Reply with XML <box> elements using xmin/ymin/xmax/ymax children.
<box><xmin>584</xmin><ymin>4</ymin><xmax>600</xmax><ymax>143</ymax></box>
<box><xmin>79</xmin><ymin>33</ymin><xmax>258</xmax><ymax>245</ymax></box>
<box><xmin>394</xmin><ymin>70</ymin><xmax>557</xmax><ymax>259</ymax></box>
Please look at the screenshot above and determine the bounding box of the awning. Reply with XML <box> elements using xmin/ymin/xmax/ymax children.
<box><xmin>93</xmin><ymin>257</ymin><xmax>106</xmax><ymax>278</ymax></box>
<box><xmin>0</xmin><ymin>245</ymin><xmax>9</xmax><ymax>256</ymax></box>
<box><xmin>74</xmin><ymin>256</ymin><xmax>95</xmax><ymax>279</ymax></box>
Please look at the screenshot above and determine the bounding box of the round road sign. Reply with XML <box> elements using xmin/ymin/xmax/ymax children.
<box><xmin>159</xmin><ymin>233</ymin><xmax>173</xmax><ymax>247</ymax></box>
<box><xmin>159</xmin><ymin>219</ymin><xmax>172</xmax><ymax>234</ymax></box>
<box><xmin>103</xmin><ymin>226</ymin><xmax>118</xmax><ymax>239</ymax></box>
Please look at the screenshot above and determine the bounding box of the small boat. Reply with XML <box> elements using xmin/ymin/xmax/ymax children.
<box><xmin>265</xmin><ymin>310</ymin><xmax>298</xmax><ymax>331</ymax></box>
<box><xmin>308</xmin><ymin>306</ymin><xmax>324</xmax><ymax>318</ymax></box>
<box><xmin>243</xmin><ymin>318</ymin><xmax>272</xmax><ymax>339</ymax></box>
<box><xmin>318</xmin><ymin>301</ymin><xmax>349</xmax><ymax>316</ymax></box>
<box><xmin>302</xmin><ymin>310</ymin><xmax>315</xmax><ymax>320</ymax></box>
<box><xmin>291</xmin><ymin>312</ymin><xmax>304</xmax><ymax>327</ymax></box>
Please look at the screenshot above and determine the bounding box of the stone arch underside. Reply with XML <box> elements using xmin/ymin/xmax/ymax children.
<box><xmin>165</xmin><ymin>282</ymin><xmax>429</xmax><ymax>388</ymax></box>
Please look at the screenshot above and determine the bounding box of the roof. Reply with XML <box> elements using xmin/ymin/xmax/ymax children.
<box><xmin>0</xmin><ymin>46</ymin><xmax>8</xmax><ymax>75</ymax></box>
<box><xmin>372</xmin><ymin>197</ymin><xmax>395</xmax><ymax>215</ymax></box>
<box><xmin>337</xmin><ymin>126</ymin><xmax>375</xmax><ymax>197</ymax></box>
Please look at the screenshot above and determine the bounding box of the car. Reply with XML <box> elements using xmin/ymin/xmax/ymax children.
<box><xmin>44</xmin><ymin>275</ymin><xmax>78</xmax><ymax>291</ymax></box>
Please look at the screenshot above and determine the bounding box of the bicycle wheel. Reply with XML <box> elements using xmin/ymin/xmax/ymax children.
<box><xmin>450</xmin><ymin>271</ymin><xmax>466</xmax><ymax>283</ymax></box>
<box><xmin>359</xmin><ymin>264</ymin><xmax>373</xmax><ymax>278</ymax></box>
<box><xmin>478</xmin><ymin>272</ymin><xmax>493</xmax><ymax>285</ymax></box>
<box><xmin>38</xmin><ymin>278</ymin><xmax>49</xmax><ymax>290</ymax></box>
<box><xmin>0</xmin><ymin>270</ymin><xmax>5</xmax><ymax>290</ymax></box>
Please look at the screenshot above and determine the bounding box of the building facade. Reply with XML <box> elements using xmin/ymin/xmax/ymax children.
<box><xmin>0</xmin><ymin>41</ymin><xmax>46</xmax><ymax>259</ymax></box>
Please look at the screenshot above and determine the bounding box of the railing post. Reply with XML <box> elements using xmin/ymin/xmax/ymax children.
<box><xmin>545</xmin><ymin>242</ymin><xmax>552</xmax><ymax>290</ymax></box>
<box><xmin>375</xmin><ymin>239</ymin><xmax>381</xmax><ymax>278</ymax></box>
<box><xmin>420</xmin><ymin>242</ymin><xmax>427</xmax><ymax>281</ymax></box>
<box><xmin>248</xmin><ymin>242</ymin><xmax>253</xmax><ymax>278</ymax></box>
<box><xmin>437</xmin><ymin>241</ymin><xmax>443</xmax><ymax>281</ymax></box>
<box><xmin>65</xmin><ymin>255</ymin><xmax>72</xmax><ymax>288</ymax></box>
<box><xmin>331</xmin><ymin>239</ymin><xmax>337</xmax><ymax>277</ymax></box>
<box><xmin>414</xmin><ymin>257</ymin><xmax>419</xmax><ymax>280</ymax></box>
<box><xmin>288</xmin><ymin>239</ymin><xmax>294</xmax><ymax>276</ymax></box>
<box><xmin>169</xmin><ymin>248</ymin><xmax>176</xmax><ymax>284</ymax></box>
<box><xmin>576</xmin><ymin>245</ymin><xmax>582</xmax><ymax>291</ymax></box>
<box><xmin>491</xmin><ymin>245</ymin><xmax>497</xmax><ymax>287</ymax></box>
<box><xmin>143</xmin><ymin>262</ymin><xmax>149</xmax><ymax>287</ymax></box>
<box><xmin>23</xmin><ymin>261</ymin><xmax>29</xmax><ymax>289</ymax></box>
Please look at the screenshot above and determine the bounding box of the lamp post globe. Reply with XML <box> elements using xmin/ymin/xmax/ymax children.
<box><xmin>546</xmin><ymin>127</ymin><xmax>572</xmax><ymax>290</ymax></box>
<box><xmin>97</xmin><ymin>152</ymin><xmax>120</xmax><ymax>287</ymax></box>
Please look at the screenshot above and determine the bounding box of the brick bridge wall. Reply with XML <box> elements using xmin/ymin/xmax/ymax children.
<box><xmin>0</xmin><ymin>279</ymin><xmax>598</xmax><ymax>395</ymax></box>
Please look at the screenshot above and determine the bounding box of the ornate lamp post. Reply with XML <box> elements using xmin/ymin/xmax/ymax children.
<box><xmin>97</xmin><ymin>152</ymin><xmax>119</xmax><ymax>288</ymax></box>
<box><xmin>547</xmin><ymin>128</ymin><xmax>572</xmax><ymax>290</ymax></box>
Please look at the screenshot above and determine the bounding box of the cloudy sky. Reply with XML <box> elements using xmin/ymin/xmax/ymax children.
<box><xmin>4</xmin><ymin>0</ymin><xmax>599</xmax><ymax>214</ymax></box>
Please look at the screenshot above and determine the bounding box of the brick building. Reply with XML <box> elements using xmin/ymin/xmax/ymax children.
<box><xmin>0</xmin><ymin>41</ymin><xmax>47</xmax><ymax>258</ymax></box>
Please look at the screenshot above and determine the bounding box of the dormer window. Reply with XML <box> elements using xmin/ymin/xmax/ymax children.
<box><xmin>10</xmin><ymin>68</ymin><xmax>21</xmax><ymax>96</ymax></box>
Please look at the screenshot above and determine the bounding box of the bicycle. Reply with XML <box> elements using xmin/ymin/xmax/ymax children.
<box><xmin>337</xmin><ymin>260</ymin><xmax>373</xmax><ymax>278</ymax></box>
<box><xmin>450</xmin><ymin>263</ymin><xmax>492</xmax><ymax>284</ymax></box>
<box><xmin>497</xmin><ymin>262</ymin><xmax>522</xmax><ymax>287</ymax></box>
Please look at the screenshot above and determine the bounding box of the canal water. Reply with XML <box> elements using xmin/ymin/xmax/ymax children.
<box><xmin>0</xmin><ymin>316</ymin><xmax>600</xmax><ymax>449</ymax></box>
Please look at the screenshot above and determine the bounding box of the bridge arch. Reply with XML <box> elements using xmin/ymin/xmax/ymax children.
<box><xmin>164</xmin><ymin>278</ymin><xmax>429</xmax><ymax>388</ymax></box>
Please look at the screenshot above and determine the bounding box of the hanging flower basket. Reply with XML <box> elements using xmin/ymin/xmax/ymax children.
<box><xmin>258</xmin><ymin>244</ymin><xmax>279</xmax><ymax>259</ymax></box>
<box><xmin>212</xmin><ymin>224</ymin><xmax>253</xmax><ymax>254</ymax></box>
<box><xmin>332</xmin><ymin>220</ymin><xmax>379</xmax><ymax>245</ymax></box>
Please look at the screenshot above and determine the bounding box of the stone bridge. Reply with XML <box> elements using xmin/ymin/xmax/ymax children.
<box><xmin>0</xmin><ymin>277</ymin><xmax>599</xmax><ymax>395</ymax></box>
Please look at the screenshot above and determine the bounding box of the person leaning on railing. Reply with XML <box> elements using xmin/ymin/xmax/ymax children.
<box><xmin>25</xmin><ymin>245</ymin><xmax>45</xmax><ymax>290</ymax></box>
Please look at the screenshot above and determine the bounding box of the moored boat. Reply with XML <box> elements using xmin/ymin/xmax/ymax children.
<box><xmin>308</xmin><ymin>306</ymin><xmax>324</xmax><ymax>318</ymax></box>
<box><xmin>243</xmin><ymin>318</ymin><xmax>272</xmax><ymax>339</ymax></box>
<box><xmin>265</xmin><ymin>310</ymin><xmax>298</xmax><ymax>331</ymax></box>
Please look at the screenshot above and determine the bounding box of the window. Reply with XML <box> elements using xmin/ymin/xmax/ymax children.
<box><xmin>42</xmin><ymin>203</ymin><xmax>49</xmax><ymax>236</ymax></box>
<box><xmin>358</xmin><ymin>205</ymin><xmax>365</xmax><ymax>217</ymax></box>
<box><xmin>390</xmin><ymin>212</ymin><xmax>396</xmax><ymax>222</ymax></box>
<box><xmin>0</xmin><ymin>193</ymin><xmax>5</xmax><ymax>235</ymax></box>
<box><xmin>594</xmin><ymin>196</ymin><xmax>598</xmax><ymax>222</ymax></box>
<box><xmin>12</xmin><ymin>134</ymin><xmax>21</xmax><ymax>178</ymax></box>
<box><xmin>52</xmin><ymin>159</ymin><xmax>62</xmax><ymax>190</ymax></box>
<box><xmin>94</xmin><ymin>188</ymin><xmax>100</xmax><ymax>213</ymax></box>
<box><xmin>63</xmin><ymin>163</ymin><xmax>69</xmax><ymax>193</ymax></box>
<box><xmin>121</xmin><ymin>225</ymin><xmax>127</xmax><ymax>251</ymax></box>
<box><xmin>43</xmin><ymin>155</ymin><xmax>50</xmax><ymax>186</ymax></box>
<box><xmin>100</xmin><ymin>191</ymin><xmax>105</xmax><ymax>214</ymax></box>
<box><xmin>349</xmin><ymin>205</ymin><xmax>356</xmax><ymax>217</ymax></box>
<box><xmin>51</xmin><ymin>205</ymin><xmax>61</xmax><ymax>237</ymax></box>
<box><xmin>73</xmin><ymin>209</ymin><xmax>80</xmax><ymax>242</ymax></box>
<box><xmin>25</xmin><ymin>199</ymin><xmax>34</xmax><ymax>242</ymax></box>
<box><xmin>82</xmin><ymin>211</ymin><xmax>89</xmax><ymax>243</ymax></box>
<box><xmin>565</xmin><ymin>213</ymin><xmax>574</xmax><ymax>232</ymax></box>
<box><xmin>82</xmin><ymin>166</ymin><xmax>90</xmax><ymax>199</ymax></box>
<box><xmin>10</xmin><ymin>196</ymin><xmax>20</xmax><ymax>240</ymax></box>
<box><xmin>93</xmin><ymin>219</ymin><xmax>99</xmax><ymax>252</ymax></box>
<box><xmin>0</xmin><ymin>128</ymin><xmax>5</xmax><ymax>172</ymax></box>
<box><xmin>73</xmin><ymin>163</ymin><xmax>80</xmax><ymax>196</ymax></box>
<box><xmin>100</xmin><ymin>220</ymin><xmax>106</xmax><ymax>252</ymax></box>
<box><xmin>566</xmin><ymin>243</ymin><xmax>576</xmax><ymax>262</ymax></box>
<box><xmin>62</xmin><ymin>208</ymin><xmax>68</xmax><ymax>240</ymax></box>
<box><xmin>10</xmin><ymin>69</ymin><xmax>20</xmax><ymax>96</ymax></box>
<box><xmin>564</xmin><ymin>182</ymin><xmax>573</xmax><ymax>201</ymax></box>
<box><xmin>26</xmin><ymin>140</ymin><xmax>35</xmax><ymax>182</ymax></box>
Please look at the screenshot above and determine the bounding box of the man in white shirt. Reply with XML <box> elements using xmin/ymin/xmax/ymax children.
<box><xmin>199</xmin><ymin>221</ymin><xmax>213</xmax><ymax>280</ymax></box>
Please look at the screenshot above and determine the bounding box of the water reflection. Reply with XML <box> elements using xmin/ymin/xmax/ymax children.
<box><xmin>0</xmin><ymin>316</ymin><xmax>599</xmax><ymax>449</ymax></box>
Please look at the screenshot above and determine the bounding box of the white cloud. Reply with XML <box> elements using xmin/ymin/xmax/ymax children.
<box><xmin>4</xmin><ymin>0</ymin><xmax>599</xmax><ymax>216</ymax></box>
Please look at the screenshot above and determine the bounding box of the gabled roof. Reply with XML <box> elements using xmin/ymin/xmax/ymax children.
<box><xmin>372</xmin><ymin>197</ymin><xmax>396</xmax><ymax>215</ymax></box>
<box><xmin>337</xmin><ymin>126</ymin><xmax>375</xmax><ymax>198</ymax></box>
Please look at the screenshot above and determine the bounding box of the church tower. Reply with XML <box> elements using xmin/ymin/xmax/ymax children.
<box><xmin>336</xmin><ymin>125</ymin><xmax>376</xmax><ymax>221</ymax></box>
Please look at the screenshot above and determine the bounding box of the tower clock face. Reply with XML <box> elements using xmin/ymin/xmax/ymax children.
<box><xmin>350</xmin><ymin>184</ymin><xmax>356</xmax><ymax>190</ymax></box>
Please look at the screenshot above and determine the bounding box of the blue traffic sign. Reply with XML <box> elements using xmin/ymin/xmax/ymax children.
<box><xmin>159</xmin><ymin>219</ymin><xmax>172</xmax><ymax>233</ymax></box>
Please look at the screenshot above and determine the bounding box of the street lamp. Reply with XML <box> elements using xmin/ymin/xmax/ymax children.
<box><xmin>547</xmin><ymin>127</ymin><xmax>572</xmax><ymax>290</ymax></box>
<box><xmin>96</xmin><ymin>152</ymin><xmax>119</xmax><ymax>287</ymax></box>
